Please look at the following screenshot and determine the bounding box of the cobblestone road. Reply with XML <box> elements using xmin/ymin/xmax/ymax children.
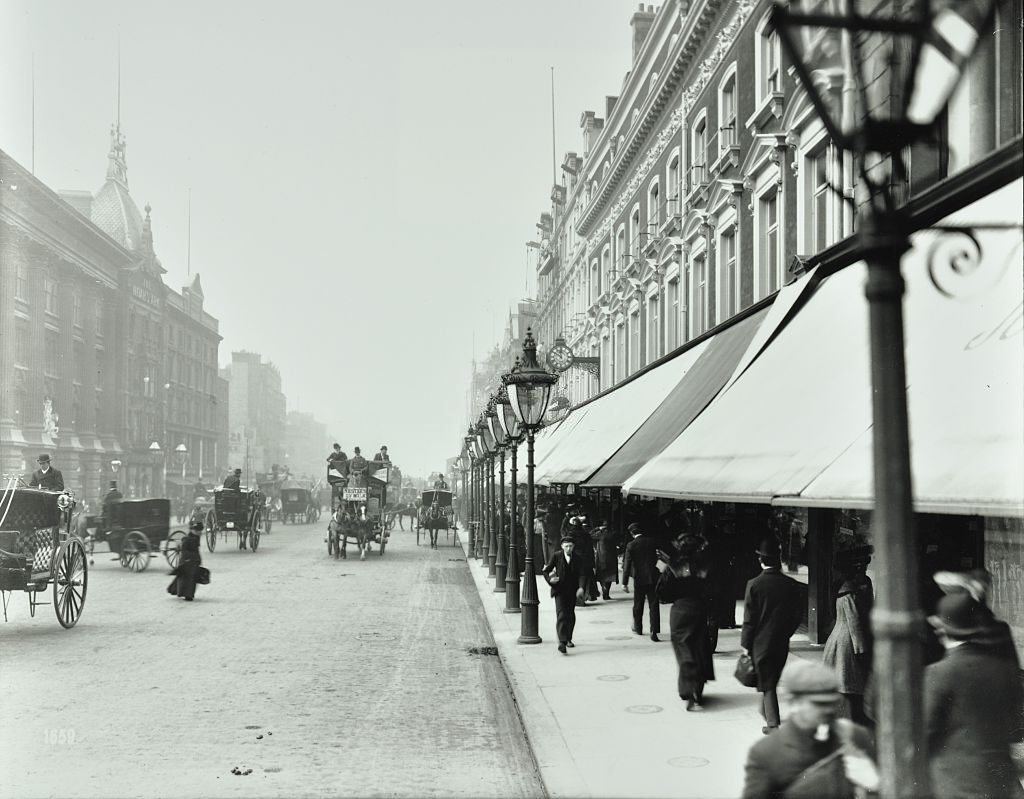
<box><xmin>0</xmin><ymin>521</ymin><xmax>544</xmax><ymax>798</ymax></box>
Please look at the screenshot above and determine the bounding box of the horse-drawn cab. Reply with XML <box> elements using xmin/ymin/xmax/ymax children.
<box><xmin>417</xmin><ymin>489</ymin><xmax>456</xmax><ymax>548</ymax></box>
<box><xmin>280</xmin><ymin>479</ymin><xmax>320</xmax><ymax>524</ymax></box>
<box><xmin>81</xmin><ymin>497</ymin><xmax>186</xmax><ymax>572</ymax></box>
<box><xmin>0</xmin><ymin>487</ymin><xmax>86</xmax><ymax>628</ymax></box>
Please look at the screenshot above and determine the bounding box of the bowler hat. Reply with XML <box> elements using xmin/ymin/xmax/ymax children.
<box><xmin>37</xmin><ymin>454</ymin><xmax>51</xmax><ymax>464</ymax></box>
<box><xmin>560</xmin><ymin>533</ymin><xmax>575</xmax><ymax>543</ymax></box>
<box><xmin>836</xmin><ymin>545</ymin><xmax>874</xmax><ymax>564</ymax></box>
<box><xmin>781</xmin><ymin>661</ymin><xmax>840</xmax><ymax>700</ymax></box>
<box><xmin>627</xmin><ymin>522</ymin><xmax>642</xmax><ymax>534</ymax></box>
<box><xmin>234</xmin><ymin>468</ymin><xmax>242</xmax><ymax>474</ymax></box>
<box><xmin>928</xmin><ymin>593</ymin><xmax>987</xmax><ymax>638</ymax></box>
<box><xmin>755</xmin><ymin>537</ymin><xmax>781</xmax><ymax>557</ymax></box>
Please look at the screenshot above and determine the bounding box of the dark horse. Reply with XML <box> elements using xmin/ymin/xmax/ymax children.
<box><xmin>419</xmin><ymin>502</ymin><xmax>449</xmax><ymax>549</ymax></box>
<box><xmin>330</xmin><ymin>506</ymin><xmax>370</xmax><ymax>560</ymax></box>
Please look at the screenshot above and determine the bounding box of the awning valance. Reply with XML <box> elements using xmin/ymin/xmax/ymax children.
<box><xmin>585</xmin><ymin>305</ymin><xmax>771</xmax><ymax>488</ymax></box>
<box><xmin>535</xmin><ymin>338</ymin><xmax>714</xmax><ymax>486</ymax></box>
<box><xmin>624</xmin><ymin>178</ymin><xmax>1023</xmax><ymax>516</ymax></box>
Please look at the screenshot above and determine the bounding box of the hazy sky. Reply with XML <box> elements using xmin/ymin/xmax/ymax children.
<box><xmin>1</xmin><ymin>0</ymin><xmax>638</xmax><ymax>478</ymax></box>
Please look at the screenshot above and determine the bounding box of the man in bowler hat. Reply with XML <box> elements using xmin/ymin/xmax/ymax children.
<box><xmin>29</xmin><ymin>454</ymin><xmax>64</xmax><ymax>491</ymax></box>
<box><xmin>223</xmin><ymin>468</ymin><xmax>241</xmax><ymax>490</ymax></box>
<box><xmin>622</xmin><ymin>522</ymin><xmax>661</xmax><ymax>641</ymax></box>
<box><xmin>741</xmin><ymin>537</ymin><xmax>803</xmax><ymax>733</ymax></box>
<box><xmin>542</xmin><ymin>533</ymin><xmax>584</xmax><ymax>654</ymax></box>
<box><xmin>742</xmin><ymin>661</ymin><xmax>878</xmax><ymax>798</ymax></box>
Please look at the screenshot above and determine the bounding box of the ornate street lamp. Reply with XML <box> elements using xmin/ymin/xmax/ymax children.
<box><xmin>471</xmin><ymin>426</ymin><xmax>486</xmax><ymax>560</ymax></box>
<box><xmin>771</xmin><ymin>2</ymin><xmax>999</xmax><ymax>796</ymax></box>
<box><xmin>465</xmin><ymin>430</ymin><xmax>479</xmax><ymax>558</ymax></box>
<box><xmin>475</xmin><ymin>417</ymin><xmax>495</xmax><ymax>573</ymax></box>
<box><xmin>505</xmin><ymin>329</ymin><xmax>558</xmax><ymax>644</ymax></box>
<box><xmin>496</xmin><ymin>378</ymin><xmax>524</xmax><ymax>613</ymax></box>
<box><xmin>487</xmin><ymin>397</ymin><xmax>509</xmax><ymax>593</ymax></box>
<box><xmin>479</xmin><ymin>415</ymin><xmax>498</xmax><ymax>576</ymax></box>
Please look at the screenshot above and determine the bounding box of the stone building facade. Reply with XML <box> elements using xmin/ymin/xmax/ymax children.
<box><xmin>0</xmin><ymin>126</ymin><xmax>224</xmax><ymax>504</ymax></box>
<box><xmin>221</xmin><ymin>351</ymin><xmax>287</xmax><ymax>483</ymax></box>
<box><xmin>532</xmin><ymin>0</ymin><xmax>1022</xmax><ymax>406</ymax></box>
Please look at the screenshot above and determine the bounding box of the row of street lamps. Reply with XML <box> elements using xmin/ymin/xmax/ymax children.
<box><xmin>458</xmin><ymin>329</ymin><xmax>558</xmax><ymax>643</ymax></box>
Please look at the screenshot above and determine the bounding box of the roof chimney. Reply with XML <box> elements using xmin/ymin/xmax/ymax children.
<box><xmin>631</xmin><ymin>4</ymin><xmax>657</xmax><ymax>62</ymax></box>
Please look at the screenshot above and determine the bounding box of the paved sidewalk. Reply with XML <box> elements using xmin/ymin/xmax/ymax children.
<box><xmin>461</xmin><ymin>537</ymin><xmax>824</xmax><ymax>799</ymax></box>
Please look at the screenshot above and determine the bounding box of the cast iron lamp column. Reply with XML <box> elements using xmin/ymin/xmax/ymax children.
<box><xmin>471</xmin><ymin>431</ymin><xmax>485</xmax><ymax>560</ymax></box>
<box><xmin>505</xmin><ymin>330</ymin><xmax>558</xmax><ymax>645</ymax></box>
<box><xmin>481</xmin><ymin>418</ymin><xmax>498</xmax><ymax>576</ymax></box>
<box><xmin>771</xmin><ymin>3</ymin><xmax>998</xmax><ymax>795</ymax></box>
<box><xmin>488</xmin><ymin>402</ymin><xmax>509</xmax><ymax>593</ymax></box>
<box><xmin>475</xmin><ymin>422</ymin><xmax>491</xmax><ymax>567</ymax></box>
<box><xmin>497</xmin><ymin>381</ymin><xmax>523</xmax><ymax>613</ymax></box>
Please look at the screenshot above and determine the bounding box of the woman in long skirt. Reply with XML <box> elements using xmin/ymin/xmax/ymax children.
<box><xmin>657</xmin><ymin>537</ymin><xmax>715</xmax><ymax>710</ymax></box>
<box><xmin>591</xmin><ymin>523</ymin><xmax>619</xmax><ymax>600</ymax></box>
<box><xmin>169</xmin><ymin>520</ymin><xmax>203</xmax><ymax>601</ymax></box>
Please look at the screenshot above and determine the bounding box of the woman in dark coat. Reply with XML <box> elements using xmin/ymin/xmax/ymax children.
<box><xmin>168</xmin><ymin>520</ymin><xmax>203</xmax><ymax>601</ymax></box>
<box><xmin>822</xmin><ymin>549</ymin><xmax>874</xmax><ymax>724</ymax></box>
<box><xmin>570</xmin><ymin>517</ymin><xmax>598</xmax><ymax>604</ymax></box>
<box><xmin>657</xmin><ymin>534</ymin><xmax>715</xmax><ymax>711</ymax></box>
<box><xmin>591</xmin><ymin>522</ymin><xmax>619</xmax><ymax>600</ymax></box>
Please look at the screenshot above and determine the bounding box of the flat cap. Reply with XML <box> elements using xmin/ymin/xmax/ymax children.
<box><xmin>781</xmin><ymin>661</ymin><xmax>840</xmax><ymax>699</ymax></box>
<box><xmin>560</xmin><ymin>533</ymin><xmax>575</xmax><ymax>543</ymax></box>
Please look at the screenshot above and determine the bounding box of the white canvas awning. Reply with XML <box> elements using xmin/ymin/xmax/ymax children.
<box><xmin>534</xmin><ymin>339</ymin><xmax>712</xmax><ymax>486</ymax></box>
<box><xmin>624</xmin><ymin>178</ymin><xmax>1024</xmax><ymax>516</ymax></box>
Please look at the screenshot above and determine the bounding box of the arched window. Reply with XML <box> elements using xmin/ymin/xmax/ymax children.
<box><xmin>649</xmin><ymin>180</ymin><xmax>661</xmax><ymax>227</ymax></box>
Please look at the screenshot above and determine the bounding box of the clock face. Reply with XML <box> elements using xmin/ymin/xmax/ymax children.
<box><xmin>547</xmin><ymin>343</ymin><xmax>574</xmax><ymax>372</ymax></box>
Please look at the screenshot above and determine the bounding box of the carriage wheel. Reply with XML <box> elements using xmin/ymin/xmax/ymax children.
<box><xmin>205</xmin><ymin>510</ymin><xmax>218</xmax><ymax>552</ymax></box>
<box><xmin>54</xmin><ymin>538</ymin><xmax>88</xmax><ymax>629</ymax></box>
<box><xmin>164</xmin><ymin>530</ymin><xmax>186</xmax><ymax>569</ymax></box>
<box><xmin>327</xmin><ymin>526</ymin><xmax>335</xmax><ymax>556</ymax></box>
<box><xmin>379</xmin><ymin>538</ymin><xmax>386</xmax><ymax>556</ymax></box>
<box><xmin>250</xmin><ymin>510</ymin><xmax>262</xmax><ymax>552</ymax></box>
<box><xmin>120</xmin><ymin>531</ymin><xmax>151</xmax><ymax>572</ymax></box>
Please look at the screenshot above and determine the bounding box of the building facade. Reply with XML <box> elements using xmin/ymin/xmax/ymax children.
<box><xmin>285</xmin><ymin>410</ymin><xmax>330</xmax><ymax>481</ymax></box>
<box><xmin>532</xmin><ymin>0</ymin><xmax>1022</xmax><ymax>406</ymax></box>
<box><xmin>221</xmin><ymin>351</ymin><xmax>287</xmax><ymax>482</ymax></box>
<box><xmin>1</xmin><ymin>127</ymin><xmax>224</xmax><ymax>504</ymax></box>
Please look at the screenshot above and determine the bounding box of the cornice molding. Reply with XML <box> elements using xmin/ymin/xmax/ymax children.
<box><xmin>580</xmin><ymin>0</ymin><xmax>757</xmax><ymax>255</ymax></box>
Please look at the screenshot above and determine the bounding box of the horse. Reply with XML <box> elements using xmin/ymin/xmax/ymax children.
<box><xmin>330</xmin><ymin>505</ymin><xmax>370</xmax><ymax>560</ymax></box>
<box><xmin>420</xmin><ymin>502</ymin><xmax>448</xmax><ymax>549</ymax></box>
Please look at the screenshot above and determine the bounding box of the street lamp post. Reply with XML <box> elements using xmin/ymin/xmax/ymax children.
<box><xmin>472</xmin><ymin>425</ymin><xmax>487</xmax><ymax>561</ymax></box>
<box><xmin>505</xmin><ymin>329</ymin><xmax>558</xmax><ymax>645</ymax></box>
<box><xmin>496</xmin><ymin>381</ymin><xmax>524</xmax><ymax>613</ymax></box>
<box><xmin>771</xmin><ymin>3</ymin><xmax>998</xmax><ymax>796</ymax></box>
<box><xmin>479</xmin><ymin>417</ymin><xmax>498</xmax><ymax>576</ymax></box>
<box><xmin>488</xmin><ymin>400</ymin><xmax>509</xmax><ymax>593</ymax></box>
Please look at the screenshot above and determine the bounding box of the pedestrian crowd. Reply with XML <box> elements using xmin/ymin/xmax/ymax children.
<box><xmin>525</xmin><ymin>494</ymin><xmax>1023</xmax><ymax>798</ymax></box>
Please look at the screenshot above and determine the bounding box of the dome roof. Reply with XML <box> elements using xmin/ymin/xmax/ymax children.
<box><xmin>90</xmin><ymin>123</ymin><xmax>145</xmax><ymax>251</ymax></box>
<box><xmin>91</xmin><ymin>178</ymin><xmax>144</xmax><ymax>250</ymax></box>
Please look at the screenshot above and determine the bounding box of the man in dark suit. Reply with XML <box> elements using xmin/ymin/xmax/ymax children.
<box><xmin>741</xmin><ymin>537</ymin><xmax>803</xmax><ymax>733</ymax></box>
<box><xmin>542</xmin><ymin>533</ymin><xmax>584</xmax><ymax>654</ymax></box>
<box><xmin>742</xmin><ymin>661</ymin><xmax>877</xmax><ymax>799</ymax></box>
<box><xmin>222</xmin><ymin>468</ymin><xmax>241</xmax><ymax>490</ymax></box>
<box><xmin>101</xmin><ymin>480</ymin><xmax>123</xmax><ymax>531</ymax></box>
<box><xmin>924</xmin><ymin>592</ymin><xmax>1023</xmax><ymax>799</ymax></box>
<box><xmin>29</xmin><ymin>454</ymin><xmax>64</xmax><ymax>491</ymax></box>
<box><xmin>622</xmin><ymin>522</ymin><xmax>661</xmax><ymax>642</ymax></box>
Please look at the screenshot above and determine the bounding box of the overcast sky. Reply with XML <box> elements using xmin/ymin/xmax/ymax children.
<box><xmin>1</xmin><ymin>0</ymin><xmax>638</xmax><ymax>478</ymax></box>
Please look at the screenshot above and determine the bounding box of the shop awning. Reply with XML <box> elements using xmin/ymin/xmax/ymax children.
<box><xmin>530</xmin><ymin>408</ymin><xmax>590</xmax><ymax>474</ymax></box>
<box><xmin>786</xmin><ymin>183</ymin><xmax>1024</xmax><ymax>516</ymax></box>
<box><xmin>585</xmin><ymin>304</ymin><xmax>772</xmax><ymax>488</ymax></box>
<box><xmin>535</xmin><ymin>339</ymin><xmax>713</xmax><ymax>486</ymax></box>
<box><xmin>623</xmin><ymin>178</ymin><xmax>1024</xmax><ymax>515</ymax></box>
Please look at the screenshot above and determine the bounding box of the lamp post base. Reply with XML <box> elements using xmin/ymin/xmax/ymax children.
<box><xmin>494</xmin><ymin>562</ymin><xmax>507</xmax><ymax>592</ymax></box>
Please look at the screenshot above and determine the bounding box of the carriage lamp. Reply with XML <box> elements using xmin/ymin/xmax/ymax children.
<box><xmin>772</xmin><ymin>2</ymin><xmax>999</xmax><ymax>795</ymax></box>
<box><xmin>504</xmin><ymin>328</ymin><xmax>559</xmax><ymax>645</ymax></box>
<box><xmin>149</xmin><ymin>441</ymin><xmax>161</xmax><ymax>452</ymax></box>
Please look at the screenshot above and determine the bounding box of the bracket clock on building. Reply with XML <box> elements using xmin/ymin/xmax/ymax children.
<box><xmin>546</xmin><ymin>340</ymin><xmax>574</xmax><ymax>373</ymax></box>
